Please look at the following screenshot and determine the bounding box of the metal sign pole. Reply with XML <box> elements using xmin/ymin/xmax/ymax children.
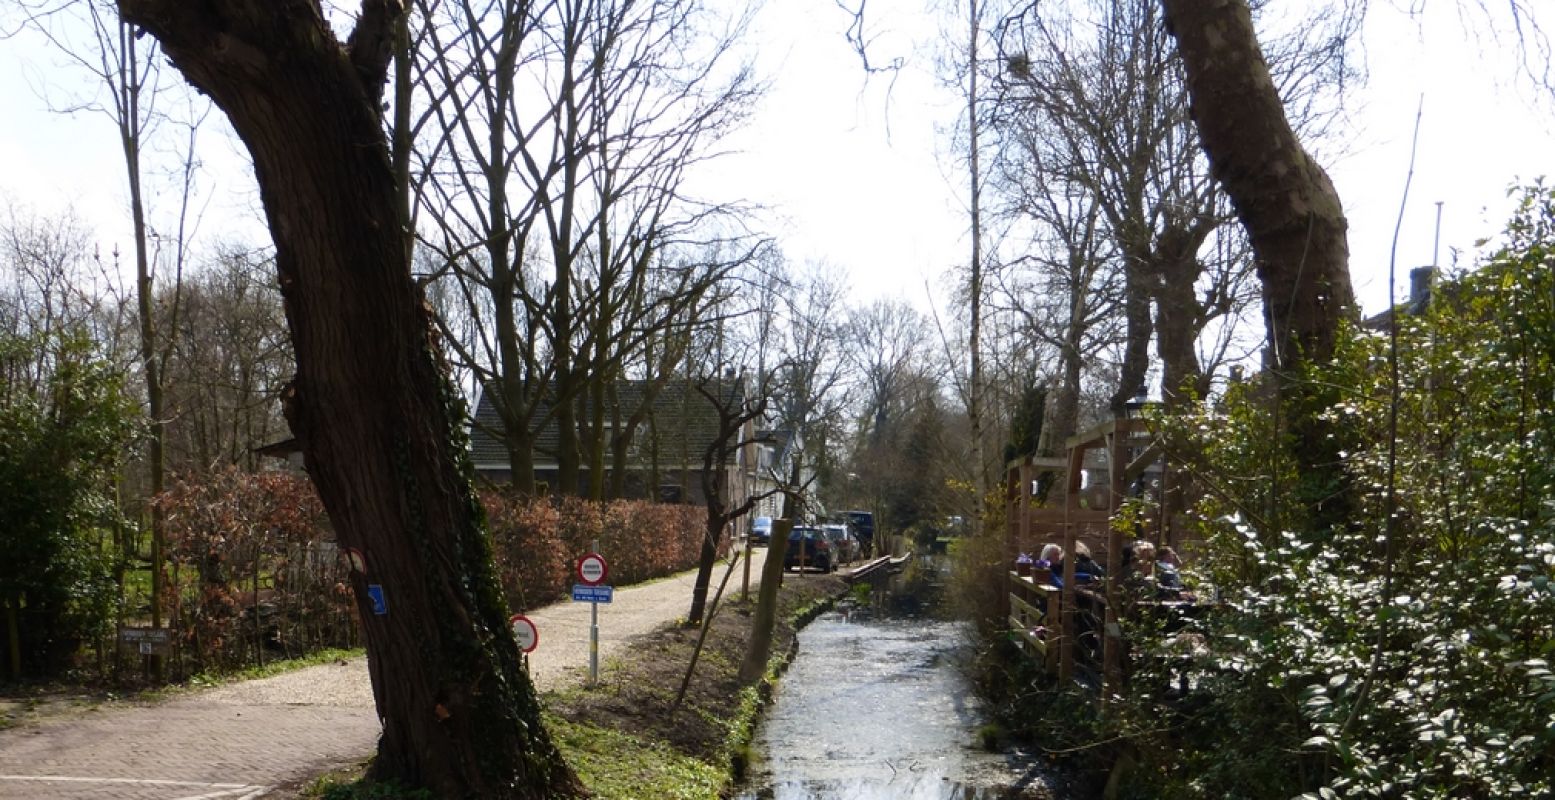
<box><xmin>589</xmin><ymin>538</ymin><xmax>600</xmax><ymax>686</ymax></box>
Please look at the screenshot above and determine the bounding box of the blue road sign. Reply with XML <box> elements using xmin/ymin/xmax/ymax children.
<box><xmin>367</xmin><ymin>584</ymin><xmax>388</xmax><ymax>615</ymax></box>
<box><xmin>571</xmin><ymin>584</ymin><xmax>614</xmax><ymax>603</ymax></box>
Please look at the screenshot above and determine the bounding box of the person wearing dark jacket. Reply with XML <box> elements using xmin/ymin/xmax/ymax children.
<box><xmin>1073</xmin><ymin>541</ymin><xmax>1105</xmax><ymax>583</ymax></box>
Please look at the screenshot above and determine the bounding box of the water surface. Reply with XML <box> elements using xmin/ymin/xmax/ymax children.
<box><xmin>734</xmin><ymin>609</ymin><xmax>1054</xmax><ymax>799</ymax></box>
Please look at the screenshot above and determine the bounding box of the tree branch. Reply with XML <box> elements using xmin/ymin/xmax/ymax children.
<box><xmin>348</xmin><ymin>0</ymin><xmax>404</xmax><ymax>105</ymax></box>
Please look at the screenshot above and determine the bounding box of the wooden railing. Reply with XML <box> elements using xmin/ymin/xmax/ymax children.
<box><xmin>1009</xmin><ymin>568</ymin><xmax>1124</xmax><ymax>693</ymax></box>
<box><xmin>1008</xmin><ymin>569</ymin><xmax>1060</xmax><ymax>674</ymax></box>
<box><xmin>1011</xmin><ymin>566</ymin><xmax>1211</xmax><ymax>700</ymax></box>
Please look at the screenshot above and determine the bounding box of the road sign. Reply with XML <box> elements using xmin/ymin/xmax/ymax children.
<box><xmin>509</xmin><ymin>614</ymin><xmax>539</xmax><ymax>653</ymax></box>
<box><xmin>117</xmin><ymin>626</ymin><xmax>173</xmax><ymax>657</ymax></box>
<box><xmin>576</xmin><ymin>552</ymin><xmax>609</xmax><ymax>585</ymax></box>
<box><xmin>366</xmin><ymin>584</ymin><xmax>388</xmax><ymax>615</ymax></box>
<box><xmin>571</xmin><ymin>584</ymin><xmax>614</xmax><ymax>603</ymax></box>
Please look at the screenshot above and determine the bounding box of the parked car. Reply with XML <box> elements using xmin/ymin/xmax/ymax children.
<box><xmin>845</xmin><ymin>510</ymin><xmax>876</xmax><ymax>557</ymax></box>
<box><xmin>783</xmin><ymin>525</ymin><xmax>833</xmax><ymax>572</ymax></box>
<box><xmin>750</xmin><ymin>515</ymin><xmax>773</xmax><ymax>545</ymax></box>
<box><xmin>821</xmin><ymin>523</ymin><xmax>858</xmax><ymax>564</ymax></box>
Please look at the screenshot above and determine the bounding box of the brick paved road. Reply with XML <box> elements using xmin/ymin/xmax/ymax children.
<box><xmin>0</xmin><ymin>547</ymin><xmax>767</xmax><ymax>799</ymax></box>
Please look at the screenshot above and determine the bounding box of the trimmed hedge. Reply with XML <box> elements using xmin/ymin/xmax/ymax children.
<box><xmin>484</xmin><ymin>494</ymin><xmax>715</xmax><ymax>612</ymax></box>
<box><xmin>147</xmin><ymin>473</ymin><xmax>716</xmax><ymax>679</ymax></box>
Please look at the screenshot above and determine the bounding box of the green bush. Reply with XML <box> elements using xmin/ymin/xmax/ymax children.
<box><xmin>0</xmin><ymin>330</ymin><xmax>137</xmax><ymax>680</ymax></box>
<box><xmin>1103</xmin><ymin>186</ymin><xmax>1555</xmax><ymax>798</ymax></box>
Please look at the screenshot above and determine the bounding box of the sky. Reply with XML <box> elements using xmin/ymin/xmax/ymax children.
<box><xmin>2</xmin><ymin>2</ymin><xmax>1553</xmax><ymax>321</ymax></box>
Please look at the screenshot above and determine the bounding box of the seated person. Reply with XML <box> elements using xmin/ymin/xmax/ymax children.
<box><xmin>1073</xmin><ymin>541</ymin><xmax>1105</xmax><ymax>582</ymax></box>
<box><xmin>1156</xmin><ymin>546</ymin><xmax>1184</xmax><ymax>589</ymax></box>
<box><xmin>1126</xmin><ymin>540</ymin><xmax>1190</xmax><ymax>601</ymax></box>
<box><xmin>1040</xmin><ymin>543</ymin><xmax>1065</xmax><ymax>588</ymax></box>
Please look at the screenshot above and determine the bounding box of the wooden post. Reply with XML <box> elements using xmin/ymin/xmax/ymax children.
<box><xmin>1061</xmin><ymin>519</ymin><xmax>1079</xmax><ymax>685</ymax></box>
<box><xmin>738</xmin><ymin>519</ymin><xmax>791</xmax><ymax>683</ymax></box>
<box><xmin>1101</xmin><ymin>420</ymin><xmax>1131</xmax><ymax>699</ymax></box>
<box><xmin>1005</xmin><ymin>462</ymin><xmax>1018</xmax><ymax>560</ymax></box>
<box><xmin>1044</xmin><ymin>585</ymin><xmax>1060</xmax><ymax>674</ymax></box>
<box><xmin>1103</xmin><ymin>525</ymin><xmax>1124</xmax><ymax>699</ymax></box>
<box><xmin>1019</xmin><ymin>462</ymin><xmax>1033</xmax><ymax>555</ymax></box>
<box><xmin>1059</xmin><ymin>441</ymin><xmax>1087</xmax><ymax>684</ymax></box>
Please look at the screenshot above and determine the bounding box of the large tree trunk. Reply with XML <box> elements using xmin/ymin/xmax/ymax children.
<box><xmin>1152</xmin><ymin>223</ymin><xmax>1214</xmax><ymax>410</ymax></box>
<box><xmin>1111</xmin><ymin>253</ymin><xmax>1154</xmax><ymax>416</ymax></box>
<box><xmin>117</xmin><ymin>2</ymin><xmax>577</xmax><ymax>796</ymax></box>
<box><xmin>1162</xmin><ymin>0</ymin><xmax>1358</xmax><ymax>531</ymax></box>
<box><xmin>1047</xmin><ymin>322</ymin><xmax>1085</xmax><ymax>456</ymax></box>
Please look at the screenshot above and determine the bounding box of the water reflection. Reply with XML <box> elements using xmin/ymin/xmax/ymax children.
<box><xmin>733</xmin><ymin>609</ymin><xmax>1055</xmax><ymax>800</ymax></box>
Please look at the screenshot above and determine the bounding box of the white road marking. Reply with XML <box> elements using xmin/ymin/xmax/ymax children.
<box><xmin>174</xmin><ymin>786</ymin><xmax>272</xmax><ymax>800</ymax></box>
<box><xmin>0</xmin><ymin>775</ymin><xmax>270</xmax><ymax>797</ymax></box>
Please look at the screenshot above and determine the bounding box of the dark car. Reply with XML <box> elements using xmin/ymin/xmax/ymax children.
<box><xmin>750</xmin><ymin>515</ymin><xmax>773</xmax><ymax>545</ymax></box>
<box><xmin>783</xmin><ymin>525</ymin><xmax>833</xmax><ymax>573</ymax></box>
<box><xmin>844</xmin><ymin>510</ymin><xmax>875</xmax><ymax>557</ymax></box>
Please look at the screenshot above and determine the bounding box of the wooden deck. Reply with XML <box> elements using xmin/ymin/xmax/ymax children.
<box><xmin>1003</xmin><ymin>414</ymin><xmax>1200</xmax><ymax>696</ymax></box>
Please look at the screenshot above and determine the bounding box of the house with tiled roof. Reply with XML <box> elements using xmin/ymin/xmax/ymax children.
<box><xmin>468</xmin><ymin>378</ymin><xmax>780</xmax><ymax>511</ymax></box>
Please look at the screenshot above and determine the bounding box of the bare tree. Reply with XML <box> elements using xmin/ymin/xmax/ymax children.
<box><xmin>957</xmin><ymin>0</ymin><xmax>992</xmax><ymax>501</ymax></box>
<box><xmin>411</xmin><ymin>0</ymin><xmax>763</xmax><ymax>497</ymax></box>
<box><xmin>159</xmin><ymin>245</ymin><xmax>291</xmax><ymax>472</ymax></box>
<box><xmin>992</xmin><ymin>0</ymin><xmax>1259</xmax><ymax>416</ymax></box>
<box><xmin>0</xmin><ymin>203</ymin><xmax>103</xmax><ymax>349</ymax></box>
<box><xmin>774</xmin><ymin>262</ymin><xmax>850</xmax><ymax>521</ymax></box>
<box><xmin>684</xmin><ymin>369</ymin><xmax>778</xmax><ymax>625</ymax></box>
<box><xmin>844</xmin><ymin>298</ymin><xmax>926</xmax><ymax>447</ymax></box>
<box><xmin>16</xmin><ymin>1</ymin><xmax>216</xmax><ymax>678</ymax></box>
<box><xmin>986</xmin><ymin>177</ymin><xmax>1123</xmax><ymax>451</ymax></box>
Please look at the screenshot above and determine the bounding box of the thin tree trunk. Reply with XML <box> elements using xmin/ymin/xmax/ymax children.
<box><xmin>586</xmin><ymin>354</ymin><xmax>608</xmax><ymax>501</ymax></box>
<box><xmin>118</xmin><ymin>3</ymin><xmax>577</xmax><ymax>795</ymax></box>
<box><xmin>116</xmin><ymin>21</ymin><xmax>166</xmax><ymax>681</ymax></box>
<box><xmin>672</xmin><ymin>550</ymin><xmax>741</xmax><ymax>715</ymax></box>
<box><xmin>686</xmin><ymin>481</ymin><xmax>724</xmax><ymax>625</ymax></box>
<box><xmin>738</xmin><ymin>518</ymin><xmax>791</xmax><ymax>683</ymax></box>
<box><xmin>505</xmin><ymin>422</ymin><xmax>538</xmax><ymax>496</ymax></box>
<box><xmin>965</xmin><ymin>0</ymin><xmax>988</xmax><ymax>503</ymax></box>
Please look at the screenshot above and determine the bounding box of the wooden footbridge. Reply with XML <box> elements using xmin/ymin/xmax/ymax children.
<box><xmin>843</xmin><ymin>551</ymin><xmax>912</xmax><ymax>586</ymax></box>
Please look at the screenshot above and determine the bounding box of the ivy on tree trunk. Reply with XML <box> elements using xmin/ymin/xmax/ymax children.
<box><xmin>115</xmin><ymin>1</ymin><xmax>578</xmax><ymax>795</ymax></box>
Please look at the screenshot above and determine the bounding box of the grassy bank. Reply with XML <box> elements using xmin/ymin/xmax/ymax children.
<box><xmin>310</xmin><ymin>571</ymin><xmax>848</xmax><ymax>799</ymax></box>
<box><xmin>543</xmin><ymin>573</ymin><xmax>847</xmax><ymax>798</ymax></box>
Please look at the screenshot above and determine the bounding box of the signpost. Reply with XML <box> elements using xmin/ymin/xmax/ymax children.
<box><xmin>571</xmin><ymin>584</ymin><xmax>614</xmax><ymax>603</ymax></box>
<box><xmin>575</xmin><ymin>545</ymin><xmax>611</xmax><ymax>685</ymax></box>
<box><xmin>117</xmin><ymin>626</ymin><xmax>173</xmax><ymax>657</ymax></box>
<box><xmin>509</xmin><ymin>614</ymin><xmax>538</xmax><ymax>653</ymax></box>
<box><xmin>576</xmin><ymin>552</ymin><xmax>608</xmax><ymax>585</ymax></box>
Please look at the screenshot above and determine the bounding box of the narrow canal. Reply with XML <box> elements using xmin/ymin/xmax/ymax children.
<box><xmin>734</xmin><ymin>595</ymin><xmax>1058</xmax><ymax>799</ymax></box>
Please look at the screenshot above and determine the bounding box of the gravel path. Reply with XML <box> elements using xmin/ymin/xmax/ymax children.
<box><xmin>0</xmin><ymin>547</ymin><xmax>767</xmax><ymax>799</ymax></box>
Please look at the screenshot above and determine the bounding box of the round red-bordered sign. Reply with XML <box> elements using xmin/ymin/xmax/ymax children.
<box><xmin>509</xmin><ymin>613</ymin><xmax>538</xmax><ymax>653</ymax></box>
<box><xmin>576</xmin><ymin>553</ymin><xmax>608</xmax><ymax>586</ymax></box>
